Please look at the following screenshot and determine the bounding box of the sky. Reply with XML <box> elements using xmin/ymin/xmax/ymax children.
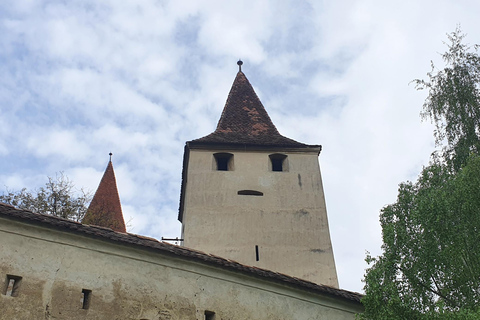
<box><xmin>1</xmin><ymin>0</ymin><xmax>479</xmax><ymax>294</ymax></box>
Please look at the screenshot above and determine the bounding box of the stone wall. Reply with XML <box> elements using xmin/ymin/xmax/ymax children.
<box><xmin>0</xmin><ymin>217</ymin><xmax>361</xmax><ymax>319</ymax></box>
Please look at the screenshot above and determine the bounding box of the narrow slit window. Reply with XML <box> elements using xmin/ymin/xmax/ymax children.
<box><xmin>269</xmin><ymin>154</ymin><xmax>288</xmax><ymax>172</ymax></box>
<box><xmin>214</xmin><ymin>153</ymin><xmax>233</xmax><ymax>171</ymax></box>
<box><xmin>205</xmin><ymin>310</ymin><xmax>216</xmax><ymax>320</ymax></box>
<box><xmin>4</xmin><ymin>275</ymin><xmax>22</xmax><ymax>297</ymax></box>
<box><xmin>238</xmin><ymin>190</ymin><xmax>263</xmax><ymax>196</ymax></box>
<box><xmin>255</xmin><ymin>245</ymin><xmax>259</xmax><ymax>261</ymax></box>
<box><xmin>81</xmin><ymin>289</ymin><xmax>92</xmax><ymax>309</ymax></box>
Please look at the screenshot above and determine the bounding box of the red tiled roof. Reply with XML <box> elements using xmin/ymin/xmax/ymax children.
<box><xmin>0</xmin><ymin>202</ymin><xmax>364</xmax><ymax>306</ymax></box>
<box><xmin>190</xmin><ymin>71</ymin><xmax>318</xmax><ymax>149</ymax></box>
<box><xmin>82</xmin><ymin>161</ymin><xmax>126</xmax><ymax>232</ymax></box>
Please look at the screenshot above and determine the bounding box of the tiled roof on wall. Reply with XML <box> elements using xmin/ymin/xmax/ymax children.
<box><xmin>0</xmin><ymin>202</ymin><xmax>363</xmax><ymax>306</ymax></box>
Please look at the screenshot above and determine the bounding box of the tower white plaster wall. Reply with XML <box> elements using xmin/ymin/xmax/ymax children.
<box><xmin>181</xmin><ymin>147</ymin><xmax>339</xmax><ymax>288</ymax></box>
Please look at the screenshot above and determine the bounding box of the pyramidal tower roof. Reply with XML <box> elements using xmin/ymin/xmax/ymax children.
<box><xmin>189</xmin><ymin>62</ymin><xmax>318</xmax><ymax>149</ymax></box>
<box><xmin>83</xmin><ymin>155</ymin><xmax>126</xmax><ymax>232</ymax></box>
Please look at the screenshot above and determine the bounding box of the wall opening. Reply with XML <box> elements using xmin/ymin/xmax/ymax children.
<box><xmin>238</xmin><ymin>190</ymin><xmax>263</xmax><ymax>196</ymax></box>
<box><xmin>4</xmin><ymin>275</ymin><xmax>22</xmax><ymax>297</ymax></box>
<box><xmin>205</xmin><ymin>310</ymin><xmax>216</xmax><ymax>320</ymax></box>
<box><xmin>255</xmin><ymin>245</ymin><xmax>259</xmax><ymax>261</ymax></box>
<box><xmin>269</xmin><ymin>154</ymin><xmax>288</xmax><ymax>172</ymax></box>
<box><xmin>214</xmin><ymin>153</ymin><xmax>234</xmax><ymax>171</ymax></box>
<box><xmin>81</xmin><ymin>289</ymin><xmax>92</xmax><ymax>309</ymax></box>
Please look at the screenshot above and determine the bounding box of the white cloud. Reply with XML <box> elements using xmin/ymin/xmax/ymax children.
<box><xmin>26</xmin><ymin>128</ymin><xmax>93</xmax><ymax>161</ymax></box>
<box><xmin>1</xmin><ymin>0</ymin><xmax>479</xmax><ymax>293</ymax></box>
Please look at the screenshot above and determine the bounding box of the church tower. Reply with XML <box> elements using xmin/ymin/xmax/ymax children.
<box><xmin>179</xmin><ymin>62</ymin><xmax>338</xmax><ymax>288</ymax></box>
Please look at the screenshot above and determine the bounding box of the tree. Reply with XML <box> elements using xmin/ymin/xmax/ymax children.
<box><xmin>361</xmin><ymin>158</ymin><xmax>480</xmax><ymax>319</ymax></box>
<box><xmin>360</xmin><ymin>29</ymin><xmax>480</xmax><ymax>319</ymax></box>
<box><xmin>0</xmin><ymin>172</ymin><xmax>91</xmax><ymax>222</ymax></box>
<box><xmin>414</xmin><ymin>27</ymin><xmax>480</xmax><ymax>171</ymax></box>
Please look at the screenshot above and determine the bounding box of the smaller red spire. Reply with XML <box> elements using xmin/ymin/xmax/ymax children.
<box><xmin>83</xmin><ymin>156</ymin><xmax>126</xmax><ymax>232</ymax></box>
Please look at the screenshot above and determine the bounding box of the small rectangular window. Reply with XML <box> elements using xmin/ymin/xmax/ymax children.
<box><xmin>205</xmin><ymin>310</ymin><xmax>215</xmax><ymax>320</ymax></box>
<box><xmin>81</xmin><ymin>289</ymin><xmax>92</xmax><ymax>309</ymax></box>
<box><xmin>4</xmin><ymin>275</ymin><xmax>22</xmax><ymax>297</ymax></box>
<box><xmin>255</xmin><ymin>245</ymin><xmax>259</xmax><ymax>261</ymax></box>
<box><xmin>214</xmin><ymin>153</ymin><xmax>233</xmax><ymax>171</ymax></box>
<box><xmin>269</xmin><ymin>154</ymin><xmax>288</xmax><ymax>172</ymax></box>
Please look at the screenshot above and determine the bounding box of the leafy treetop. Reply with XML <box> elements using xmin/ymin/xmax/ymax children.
<box><xmin>0</xmin><ymin>172</ymin><xmax>91</xmax><ymax>222</ymax></box>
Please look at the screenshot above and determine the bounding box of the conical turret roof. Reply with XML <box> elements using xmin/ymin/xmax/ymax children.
<box><xmin>83</xmin><ymin>158</ymin><xmax>126</xmax><ymax>232</ymax></box>
<box><xmin>190</xmin><ymin>69</ymin><xmax>316</xmax><ymax>149</ymax></box>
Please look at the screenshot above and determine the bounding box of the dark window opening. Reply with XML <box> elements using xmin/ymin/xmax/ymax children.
<box><xmin>214</xmin><ymin>153</ymin><xmax>233</xmax><ymax>171</ymax></box>
<box><xmin>205</xmin><ymin>310</ymin><xmax>216</xmax><ymax>320</ymax></box>
<box><xmin>81</xmin><ymin>289</ymin><xmax>92</xmax><ymax>309</ymax></box>
<box><xmin>269</xmin><ymin>154</ymin><xmax>287</xmax><ymax>172</ymax></box>
<box><xmin>238</xmin><ymin>190</ymin><xmax>263</xmax><ymax>196</ymax></box>
<box><xmin>4</xmin><ymin>275</ymin><xmax>22</xmax><ymax>297</ymax></box>
<box><xmin>255</xmin><ymin>245</ymin><xmax>259</xmax><ymax>261</ymax></box>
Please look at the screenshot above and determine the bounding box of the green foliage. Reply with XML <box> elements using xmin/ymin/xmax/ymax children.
<box><xmin>360</xmin><ymin>157</ymin><xmax>480</xmax><ymax>319</ymax></box>
<box><xmin>0</xmin><ymin>172</ymin><xmax>91</xmax><ymax>222</ymax></box>
<box><xmin>361</xmin><ymin>28</ymin><xmax>480</xmax><ymax>319</ymax></box>
<box><xmin>414</xmin><ymin>27</ymin><xmax>480</xmax><ymax>171</ymax></box>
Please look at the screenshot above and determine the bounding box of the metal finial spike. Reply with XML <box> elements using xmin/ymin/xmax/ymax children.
<box><xmin>237</xmin><ymin>59</ymin><xmax>243</xmax><ymax>72</ymax></box>
<box><xmin>109</xmin><ymin>152</ymin><xmax>113</xmax><ymax>162</ymax></box>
